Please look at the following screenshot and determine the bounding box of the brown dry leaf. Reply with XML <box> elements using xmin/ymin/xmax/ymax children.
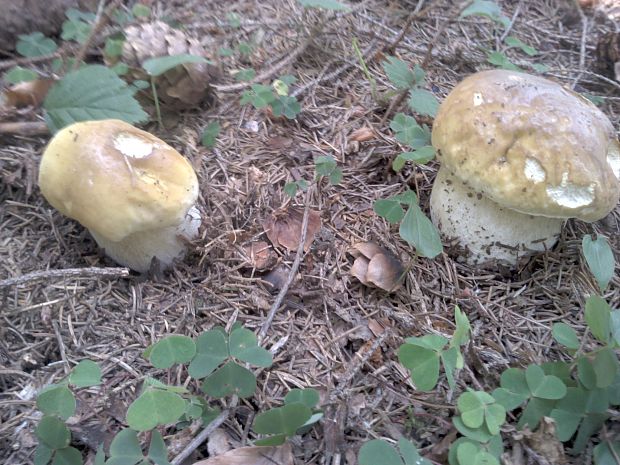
<box><xmin>241</xmin><ymin>241</ymin><xmax>277</xmax><ymax>270</ymax></box>
<box><xmin>349</xmin><ymin>127</ymin><xmax>376</xmax><ymax>142</ymax></box>
<box><xmin>192</xmin><ymin>444</ymin><xmax>293</xmax><ymax>465</ymax></box>
<box><xmin>517</xmin><ymin>417</ymin><xmax>566</xmax><ymax>464</ymax></box>
<box><xmin>263</xmin><ymin>207</ymin><xmax>322</xmax><ymax>252</ymax></box>
<box><xmin>266</xmin><ymin>135</ymin><xmax>293</xmax><ymax>150</ymax></box>
<box><xmin>1</xmin><ymin>79</ymin><xmax>55</xmax><ymax>109</ymax></box>
<box><xmin>349</xmin><ymin>242</ymin><xmax>405</xmax><ymax>292</ymax></box>
<box><xmin>207</xmin><ymin>428</ymin><xmax>233</xmax><ymax>457</ymax></box>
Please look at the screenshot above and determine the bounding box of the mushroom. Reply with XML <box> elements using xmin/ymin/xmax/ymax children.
<box><xmin>430</xmin><ymin>69</ymin><xmax>620</xmax><ymax>265</ymax></box>
<box><xmin>38</xmin><ymin>119</ymin><xmax>201</xmax><ymax>272</ymax></box>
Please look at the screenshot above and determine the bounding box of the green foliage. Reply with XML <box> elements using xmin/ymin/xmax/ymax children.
<box><xmin>69</xmin><ymin>360</ymin><xmax>102</xmax><ymax>388</ymax></box>
<box><xmin>37</xmin><ymin>385</ymin><xmax>76</xmax><ymax>420</ymax></box>
<box><xmin>62</xmin><ymin>9</ymin><xmax>95</xmax><ymax>44</ymax></box>
<box><xmin>504</xmin><ymin>36</ymin><xmax>538</xmax><ymax>56</ymax></box>
<box><xmin>389</xmin><ymin>113</ymin><xmax>435</xmax><ymax>172</ymax></box>
<box><xmin>552</xmin><ymin>323</ymin><xmax>579</xmax><ymax>351</ymax></box>
<box><xmin>460</xmin><ymin>0</ymin><xmax>510</xmax><ymax>28</ymax></box>
<box><xmin>582</xmin><ymin>235</ymin><xmax>614</xmax><ymax>291</ymax></box>
<box><xmin>594</xmin><ymin>441</ymin><xmax>620</xmax><ymax>465</ymax></box>
<box><xmin>315</xmin><ymin>155</ymin><xmax>343</xmax><ymax>185</ymax></box>
<box><xmin>201</xmin><ymin>121</ymin><xmax>221</xmax><ymax>148</ymax></box>
<box><xmin>374</xmin><ymin>189</ymin><xmax>443</xmax><ymax>258</ymax></box>
<box><xmin>3</xmin><ymin>66</ymin><xmax>39</xmax><ymax>84</ymax></box>
<box><xmin>16</xmin><ymin>32</ymin><xmax>58</xmax><ymax>57</ymax></box>
<box><xmin>142</xmin><ymin>54</ymin><xmax>209</xmax><ymax>77</ymax></box>
<box><xmin>585</xmin><ymin>295</ymin><xmax>612</xmax><ymax>344</ymax></box>
<box><xmin>284</xmin><ymin>179</ymin><xmax>308</xmax><ymax>197</ymax></box>
<box><xmin>234</xmin><ymin>68</ymin><xmax>256</xmax><ymax>81</ymax></box>
<box><xmin>359</xmin><ymin>438</ymin><xmax>432</xmax><ymax>465</ymax></box>
<box><xmin>127</xmin><ymin>388</ymin><xmax>186</xmax><ymax>431</ymax></box>
<box><xmin>299</xmin><ymin>0</ymin><xmax>350</xmax><ymax>11</ymax></box>
<box><xmin>392</xmin><ymin>146</ymin><xmax>435</xmax><ymax>173</ymax></box>
<box><xmin>104</xmin><ymin>38</ymin><xmax>124</xmax><ymax>59</ymax></box>
<box><xmin>43</xmin><ymin>65</ymin><xmax>147</xmax><ymax>133</ymax></box>
<box><xmin>131</xmin><ymin>3</ymin><xmax>151</xmax><ymax>18</ymax></box>
<box><xmin>240</xmin><ymin>77</ymin><xmax>302</xmax><ymax>120</ymax></box>
<box><xmin>486</xmin><ymin>51</ymin><xmax>522</xmax><ymax>71</ymax></box>
<box><xmin>383</xmin><ymin>57</ymin><xmax>424</xmax><ymax>90</ymax></box>
<box><xmin>254</xmin><ymin>388</ymin><xmax>322</xmax><ymax>445</ymax></box>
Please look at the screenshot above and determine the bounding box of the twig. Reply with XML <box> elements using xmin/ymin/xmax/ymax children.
<box><xmin>0</xmin><ymin>267</ymin><xmax>130</xmax><ymax>289</ymax></box>
<box><xmin>499</xmin><ymin>1</ymin><xmax>522</xmax><ymax>43</ymax></box>
<box><xmin>385</xmin><ymin>0</ymin><xmax>433</xmax><ymax>52</ymax></box>
<box><xmin>570</xmin><ymin>0</ymin><xmax>588</xmax><ymax>89</ymax></box>
<box><xmin>422</xmin><ymin>1</ymin><xmax>471</xmax><ymax>68</ymax></box>
<box><xmin>171</xmin><ymin>409</ymin><xmax>231</xmax><ymax>465</ymax></box>
<box><xmin>0</xmin><ymin>51</ymin><xmax>65</xmax><ymax>71</ymax></box>
<box><xmin>258</xmin><ymin>188</ymin><xmax>313</xmax><ymax>342</ymax></box>
<box><xmin>0</xmin><ymin>122</ymin><xmax>49</xmax><ymax>137</ymax></box>
<box><xmin>72</xmin><ymin>0</ymin><xmax>124</xmax><ymax>71</ymax></box>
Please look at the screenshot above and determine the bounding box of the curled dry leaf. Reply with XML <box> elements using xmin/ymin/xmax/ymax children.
<box><xmin>192</xmin><ymin>444</ymin><xmax>293</xmax><ymax>465</ymax></box>
<box><xmin>1</xmin><ymin>79</ymin><xmax>55</xmax><ymax>109</ymax></box>
<box><xmin>515</xmin><ymin>417</ymin><xmax>566</xmax><ymax>465</ymax></box>
<box><xmin>207</xmin><ymin>428</ymin><xmax>233</xmax><ymax>457</ymax></box>
<box><xmin>349</xmin><ymin>127</ymin><xmax>376</xmax><ymax>142</ymax></box>
<box><xmin>241</xmin><ymin>241</ymin><xmax>277</xmax><ymax>271</ymax></box>
<box><xmin>263</xmin><ymin>207</ymin><xmax>322</xmax><ymax>252</ymax></box>
<box><xmin>349</xmin><ymin>242</ymin><xmax>405</xmax><ymax>292</ymax></box>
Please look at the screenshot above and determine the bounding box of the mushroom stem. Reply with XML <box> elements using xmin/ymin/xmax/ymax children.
<box><xmin>89</xmin><ymin>206</ymin><xmax>201</xmax><ymax>273</ymax></box>
<box><xmin>430</xmin><ymin>167</ymin><xmax>563</xmax><ymax>265</ymax></box>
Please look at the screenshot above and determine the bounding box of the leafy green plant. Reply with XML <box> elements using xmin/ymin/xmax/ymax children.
<box><xmin>284</xmin><ymin>179</ymin><xmax>308</xmax><ymax>197</ymax></box>
<box><xmin>201</xmin><ymin>121</ymin><xmax>221</xmax><ymax>148</ymax></box>
<box><xmin>61</xmin><ymin>8</ymin><xmax>96</xmax><ymax>44</ymax></box>
<box><xmin>253</xmin><ymin>388</ymin><xmax>323</xmax><ymax>445</ymax></box>
<box><xmin>16</xmin><ymin>32</ymin><xmax>58</xmax><ymax>57</ymax></box>
<box><xmin>315</xmin><ymin>155</ymin><xmax>343</xmax><ymax>185</ymax></box>
<box><xmin>3</xmin><ymin>66</ymin><xmax>39</xmax><ymax>84</ymax></box>
<box><xmin>240</xmin><ymin>75</ymin><xmax>301</xmax><ymax>119</ymax></box>
<box><xmin>359</xmin><ymin>438</ymin><xmax>432</xmax><ymax>465</ymax></box>
<box><xmin>582</xmin><ymin>235</ymin><xmax>614</xmax><ymax>291</ymax></box>
<box><xmin>374</xmin><ymin>189</ymin><xmax>443</xmax><ymax>258</ymax></box>
<box><xmin>299</xmin><ymin>0</ymin><xmax>350</xmax><ymax>11</ymax></box>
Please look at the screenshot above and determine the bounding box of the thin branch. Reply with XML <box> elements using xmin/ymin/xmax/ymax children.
<box><xmin>0</xmin><ymin>267</ymin><xmax>130</xmax><ymax>289</ymax></box>
<box><xmin>258</xmin><ymin>188</ymin><xmax>313</xmax><ymax>342</ymax></box>
<box><xmin>0</xmin><ymin>122</ymin><xmax>49</xmax><ymax>137</ymax></box>
<box><xmin>170</xmin><ymin>409</ymin><xmax>231</xmax><ymax>465</ymax></box>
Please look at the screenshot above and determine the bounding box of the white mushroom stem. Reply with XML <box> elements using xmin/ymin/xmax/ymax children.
<box><xmin>430</xmin><ymin>167</ymin><xmax>563</xmax><ymax>265</ymax></box>
<box><xmin>89</xmin><ymin>206</ymin><xmax>202</xmax><ymax>273</ymax></box>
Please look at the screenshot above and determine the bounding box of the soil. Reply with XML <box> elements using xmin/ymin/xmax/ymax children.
<box><xmin>1</xmin><ymin>1</ymin><xmax>619</xmax><ymax>464</ymax></box>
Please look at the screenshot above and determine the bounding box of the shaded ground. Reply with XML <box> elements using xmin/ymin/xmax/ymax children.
<box><xmin>1</xmin><ymin>0</ymin><xmax>620</xmax><ymax>464</ymax></box>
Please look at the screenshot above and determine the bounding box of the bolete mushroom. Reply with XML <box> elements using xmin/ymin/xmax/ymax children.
<box><xmin>38</xmin><ymin>119</ymin><xmax>201</xmax><ymax>272</ymax></box>
<box><xmin>431</xmin><ymin>69</ymin><xmax>620</xmax><ymax>265</ymax></box>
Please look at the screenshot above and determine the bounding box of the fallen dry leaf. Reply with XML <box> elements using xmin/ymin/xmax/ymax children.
<box><xmin>515</xmin><ymin>417</ymin><xmax>566</xmax><ymax>465</ymax></box>
<box><xmin>192</xmin><ymin>444</ymin><xmax>293</xmax><ymax>465</ymax></box>
<box><xmin>241</xmin><ymin>241</ymin><xmax>277</xmax><ymax>270</ymax></box>
<box><xmin>207</xmin><ymin>428</ymin><xmax>233</xmax><ymax>457</ymax></box>
<box><xmin>349</xmin><ymin>127</ymin><xmax>376</xmax><ymax>142</ymax></box>
<box><xmin>349</xmin><ymin>242</ymin><xmax>405</xmax><ymax>292</ymax></box>
<box><xmin>263</xmin><ymin>207</ymin><xmax>322</xmax><ymax>252</ymax></box>
<box><xmin>1</xmin><ymin>79</ymin><xmax>55</xmax><ymax>109</ymax></box>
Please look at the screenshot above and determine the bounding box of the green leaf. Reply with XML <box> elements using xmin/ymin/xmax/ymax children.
<box><xmin>441</xmin><ymin>346</ymin><xmax>460</xmax><ymax>390</ymax></box>
<box><xmin>104</xmin><ymin>38</ymin><xmax>124</xmax><ymax>58</ymax></box>
<box><xmin>452</xmin><ymin>306</ymin><xmax>471</xmax><ymax>348</ymax></box>
<box><xmin>66</xmin><ymin>8</ymin><xmax>96</xmax><ymax>22</ymax></box>
<box><xmin>61</xmin><ymin>19</ymin><xmax>92</xmax><ymax>44</ymax></box>
<box><xmin>52</xmin><ymin>447</ymin><xmax>82</xmax><ymax>465</ymax></box>
<box><xmin>237</xmin><ymin>41</ymin><xmax>253</xmax><ymax>56</ymax></box>
<box><xmin>188</xmin><ymin>330</ymin><xmax>229</xmax><ymax>379</ymax></box>
<box><xmin>299</xmin><ymin>0</ymin><xmax>350</xmax><ymax>11</ymax></box>
<box><xmin>457</xmin><ymin>442</ymin><xmax>500</xmax><ymax>465</ymax></box>
<box><xmin>147</xmin><ymin>430</ymin><xmax>171</xmax><ymax>465</ymax></box>
<box><xmin>390</xmin><ymin>113</ymin><xmax>431</xmax><ymax>148</ymax></box>
<box><xmin>486</xmin><ymin>51</ymin><xmax>522</xmax><ymax>71</ymax></box>
<box><xmin>316</xmin><ymin>155</ymin><xmax>338</xmax><ymax>177</ymax></box>
<box><xmin>254</xmin><ymin>434</ymin><xmax>288</xmax><ymax>446</ymax></box>
<box><xmin>126</xmin><ymin>389</ymin><xmax>186</xmax><ymax>431</ymax></box>
<box><xmin>592</xmin><ymin>348</ymin><xmax>618</xmax><ymax>388</ymax></box>
<box><xmin>552</xmin><ymin>323</ymin><xmax>580</xmax><ymax>350</ymax></box>
<box><xmin>3</xmin><ymin>66</ymin><xmax>38</xmax><ymax>84</ymax></box>
<box><xmin>383</xmin><ymin>56</ymin><xmax>418</xmax><ymax>90</ymax></box>
<box><xmin>34</xmin><ymin>443</ymin><xmax>53</xmax><ymax>465</ymax></box>
<box><xmin>585</xmin><ymin>295</ymin><xmax>612</xmax><ymax>343</ymax></box>
<box><xmin>234</xmin><ymin>68</ymin><xmax>256</xmax><ymax>81</ymax></box>
<box><xmin>398</xmin><ymin>343</ymin><xmax>441</xmax><ymax>391</ymax></box>
<box><xmin>240</xmin><ymin>84</ymin><xmax>276</xmax><ymax>108</ymax></box>
<box><xmin>400</xmin><ymin>204</ymin><xmax>443</xmax><ymax>258</ymax></box>
<box><xmin>16</xmin><ymin>32</ymin><xmax>57</xmax><ymax>57</ymax></box>
<box><xmin>517</xmin><ymin>397</ymin><xmax>556</xmax><ymax>430</ymax></box>
<box><xmin>201</xmin><ymin>361</ymin><xmax>256</xmax><ymax>398</ymax></box>
<box><xmin>374</xmin><ymin>199</ymin><xmax>405</xmax><ymax>223</ymax></box>
<box><xmin>460</xmin><ymin>0</ymin><xmax>510</xmax><ymax>27</ymax></box>
<box><xmin>254</xmin><ymin>403</ymin><xmax>312</xmax><ymax>436</ymax></box>
<box><xmin>398</xmin><ymin>438</ymin><xmax>432</xmax><ymax>465</ymax></box>
<box><xmin>271</xmin><ymin>95</ymin><xmax>301</xmax><ymax>119</ymax></box>
<box><xmin>36</xmin><ymin>416</ymin><xmax>71</xmax><ymax>449</ymax></box>
<box><xmin>611</xmin><ymin>310</ymin><xmax>620</xmax><ymax>347</ymax></box>
<box><xmin>525</xmin><ymin>365</ymin><xmax>567</xmax><ymax>400</ymax></box>
<box><xmin>607</xmin><ymin>372</ymin><xmax>620</xmax><ymax>405</ymax></box>
<box><xmin>201</xmin><ymin>121</ymin><xmax>221</xmax><ymax>149</ymax></box>
<box><xmin>272</xmin><ymin>79</ymin><xmax>290</xmax><ymax>96</ymax></box>
<box><xmin>594</xmin><ymin>441</ymin><xmax>620</xmax><ymax>465</ymax></box>
<box><xmin>582</xmin><ymin>235</ymin><xmax>615</xmax><ymax>291</ymax></box>
<box><xmin>531</xmin><ymin>63</ymin><xmax>550</xmax><ymax>73</ymax></box>
<box><xmin>110</xmin><ymin>63</ymin><xmax>129</xmax><ymax>76</ymax></box>
<box><xmin>37</xmin><ymin>385</ymin><xmax>76</xmax><ymax>420</ymax></box>
<box><xmin>43</xmin><ymin>65</ymin><xmax>147</xmax><ymax>133</ymax></box>
<box><xmin>284</xmin><ymin>388</ymin><xmax>320</xmax><ymax>408</ymax></box>
<box><xmin>328</xmin><ymin>168</ymin><xmax>343</xmax><ymax>185</ymax></box>
<box><xmin>393</xmin><ymin>146</ymin><xmax>436</xmax><ymax>171</ymax></box>
<box><xmin>392</xmin><ymin>190</ymin><xmax>419</xmax><ymax>205</ymax></box>
<box><xmin>541</xmin><ymin>361</ymin><xmax>574</xmax><ymax>386</ymax></box>
<box><xmin>132</xmin><ymin>3</ymin><xmax>151</xmax><ymax>17</ymax></box>
<box><xmin>107</xmin><ymin>429</ymin><xmax>144</xmax><ymax>465</ymax></box>
<box><xmin>226</xmin><ymin>13</ymin><xmax>241</xmax><ymax>28</ymax></box>
<box><xmin>573</xmin><ymin>412</ymin><xmax>609</xmax><ymax>452</ymax></box>
<box><xmin>359</xmin><ymin>439</ymin><xmax>405</xmax><ymax>465</ymax></box>
<box><xmin>143</xmin><ymin>54</ymin><xmax>208</xmax><ymax>77</ymax></box>
<box><xmin>69</xmin><ymin>360</ymin><xmax>102</xmax><ymax>387</ymax></box>
<box><xmin>405</xmin><ymin>334</ymin><xmax>449</xmax><ymax>351</ymax></box>
<box><xmin>458</xmin><ymin>391</ymin><xmax>486</xmax><ymax>428</ymax></box>
<box><xmin>147</xmin><ymin>335</ymin><xmax>196</xmax><ymax>369</ymax></box>
<box><xmin>485</xmin><ymin>403</ymin><xmax>506</xmax><ymax>436</ymax></box>
<box><xmin>583</xmin><ymin>93</ymin><xmax>604</xmax><ymax>105</ymax></box>
<box><xmin>504</xmin><ymin>36</ymin><xmax>538</xmax><ymax>56</ymax></box>
<box><xmin>578</xmin><ymin>356</ymin><xmax>598</xmax><ymax>390</ymax></box>
<box><xmin>408</xmin><ymin>88</ymin><xmax>439</xmax><ymax>117</ymax></box>
<box><xmin>229</xmin><ymin>327</ymin><xmax>273</xmax><ymax>367</ymax></box>
<box><xmin>219</xmin><ymin>47</ymin><xmax>234</xmax><ymax>57</ymax></box>
<box><xmin>452</xmin><ymin>416</ymin><xmax>494</xmax><ymax>442</ymax></box>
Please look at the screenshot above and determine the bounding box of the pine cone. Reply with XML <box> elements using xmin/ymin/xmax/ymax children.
<box><xmin>595</xmin><ymin>32</ymin><xmax>620</xmax><ymax>82</ymax></box>
<box><xmin>122</xmin><ymin>21</ymin><xmax>217</xmax><ymax>109</ymax></box>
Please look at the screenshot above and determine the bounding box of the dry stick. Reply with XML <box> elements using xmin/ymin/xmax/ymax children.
<box><xmin>71</xmin><ymin>0</ymin><xmax>124</xmax><ymax>71</ymax></box>
<box><xmin>422</xmin><ymin>1</ymin><xmax>472</xmax><ymax>69</ymax></box>
<box><xmin>258</xmin><ymin>188</ymin><xmax>312</xmax><ymax>342</ymax></box>
<box><xmin>571</xmin><ymin>0</ymin><xmax>588</xmax><ymax>89</ymax></box>
<box><xmin>170</xmin><ymin>409</ymin><xmax>231</xmax><ymax>465</ymax></box>
<box><xmin>0</xmin><ymin>267</ymin><xmax>130</xmax><ymax>288</ymax></box>
<box><xmin>0</xmin><ymin>51</ymin><xmax>65</xmax><ymax>71</ymax></box>
<box><xmin>0</xmin><ymin>122</ymin><xmax>49</xmax><ymax>136</ymax></box>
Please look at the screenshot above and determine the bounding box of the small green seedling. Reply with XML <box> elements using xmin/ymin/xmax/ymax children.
<box><xmin>240</xmin><ymin>75</ymin><xmax>301</xmax><ymax>119</ymax></box>
<box><xmin>201</xmin><ymin>121</ymin><xmax>221</xmax><ymax>148</ymax></box>
<box><xmin>315</xmin><ymin>155</ymin><xmax>343</xmax><ymax>185</ymax></box>
<box><xmin>359</xmin><ymin>438</ymin><xmax>432</xmax><ymax>465</ymax></box>
<box><xmin>582</xmin><ymin>235</ymin><xmax>614</xmax><ymax>292</ymax></box>
<box><xmin>253</xmin><ymin>388</ymin><xmax>323</xmax><ymax>445</ymax></box>
<box><xmin>284</xmin><ymin>179</ymin><xmax>309</xmax><ymax>198</ymax></box>
<box><xmin>16</xmin><ymin>32</ymin><xmax>58</xmax><ymax>57</ymax></box>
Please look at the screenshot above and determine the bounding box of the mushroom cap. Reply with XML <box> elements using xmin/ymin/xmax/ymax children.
<box><xmin>39</xmin><ymin>119</ymin><xmax>199</xmax><ymax>242</ymax></box>
<box><xmin>432</xmin><ymin>69</ymin><xmax>620</xmax><ymax>222</ymax></box>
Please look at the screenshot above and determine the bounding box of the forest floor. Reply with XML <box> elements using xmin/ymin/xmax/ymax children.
<box><xmin>1</xmin><ymin>0</ymin><xmax>620</xmax><ymax>464</ymax></box>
